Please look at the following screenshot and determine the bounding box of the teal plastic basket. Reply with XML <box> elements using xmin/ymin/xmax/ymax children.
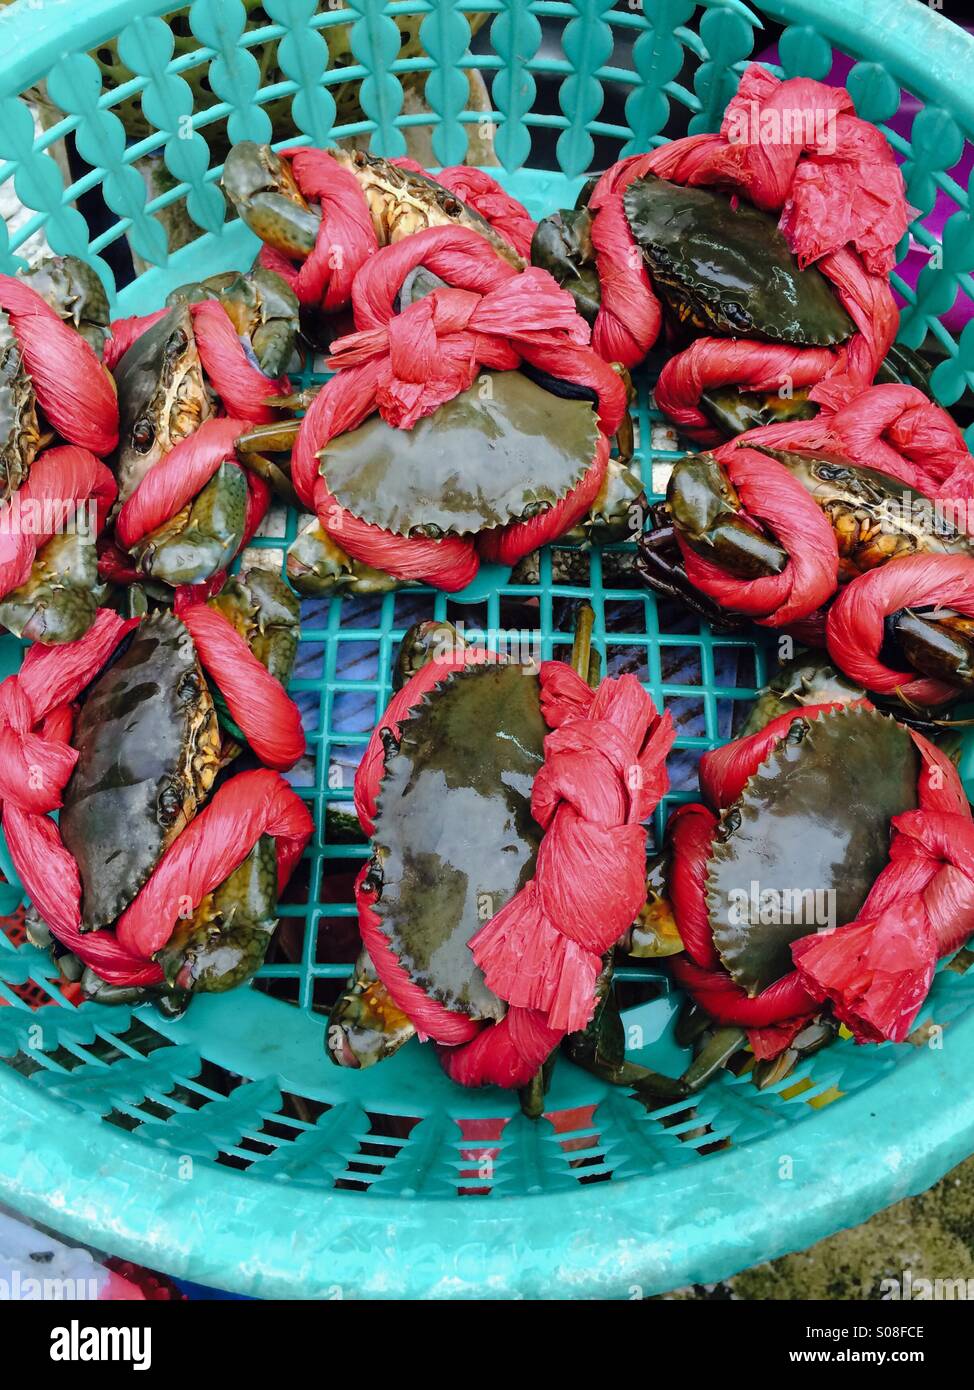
<box><xmin>2</xmin><ymin>0</ymin><xmax>974</xmax><ymax>1301</ymax></box>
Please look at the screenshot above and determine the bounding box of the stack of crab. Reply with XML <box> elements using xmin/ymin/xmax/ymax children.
<box><xmin>312</xmin><ymin>68</ymin><xmax>974</xmax><ymax>1108</ymax></box>
<box><xmin>4</xmin><ymin>62</ymin><xmax>974</xmax><ymax>1116</ymax></box>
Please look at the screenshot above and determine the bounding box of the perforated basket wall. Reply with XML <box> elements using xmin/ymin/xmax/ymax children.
<box><xmin>2</xmin><ymin>0</ymin><xmax>974</xmax><ymax>1300</ymax></box>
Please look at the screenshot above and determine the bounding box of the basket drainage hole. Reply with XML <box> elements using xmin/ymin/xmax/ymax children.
<box><xmin>661</xmin><ymin>644</ymin><xmax>703</xmax><ymax>686</ymax></box>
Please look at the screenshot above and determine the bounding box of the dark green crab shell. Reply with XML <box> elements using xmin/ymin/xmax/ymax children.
<box><xmin>623</xmin><ymin>174</ymin><xmax>854</xmax><ymax>347</ymax></box>
<box><xmin>318</xmin><ymin>369</ymin><xmax>600</xmax><ymax>539</ymax></box>
<box><xmin>706</xmin><ymin>706</ymin><xmax>918</xmax><ymax>995</ymax></box>
<box><xmin>60</xmin><ymin>613</ymin><xmax>221</xmax><ymax>930</ymax></box>
<box><xmin>113</xmin><ymin>304</ymin><xmax>212</xmax><ymax>504</ymax></box>
<box><xmin>369</xmin><ymin>661</ymin><xmax>547</xmax><ymax>1019</ymax></box>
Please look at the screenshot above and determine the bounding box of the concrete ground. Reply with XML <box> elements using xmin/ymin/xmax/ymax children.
<box><xmin>665</xmin><ymin>1154</ymin><xmax>974</xmax><ymax>1299</ymax></box>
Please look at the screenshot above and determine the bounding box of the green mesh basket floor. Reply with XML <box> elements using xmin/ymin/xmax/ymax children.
<box><xmin>2</xmin><ymin>0</ymin><xmax>974</xmax><ymax>1300</ymax></box>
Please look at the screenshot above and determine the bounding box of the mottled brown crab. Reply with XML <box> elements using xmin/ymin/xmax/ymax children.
<box><xmin>167</xmin><ymin>266</ymin><xmax>300</xmax><ymax>380</ymax></box>
<box><xmin>0</xmin><ymin>309</ymin><xmax>41</xmax><ymax>501</ymax></box>
<box><xmin>638</xmin><ymin>446</ymin><xmax>974</xmax><ymax>694</ymax></box>
<box><xmin>111</xmin><ymin>305</ymin><xmax>251</xmax><ymax>585</ymax></box>
<box><xmin>221</xmin><ymin>141</ymin><xmax>525</xmax><ymax>272</ymax></box>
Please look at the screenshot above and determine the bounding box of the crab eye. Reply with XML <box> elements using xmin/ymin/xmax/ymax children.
<box><xmin>723</xmin><ymin>301</ymin><xmax>751</xmax><ymax>331</ymax></box>
<box><xmin>164</xmin><ymin>329</ymin><xmax>189</xmax><ymax>363</ymax></box>
<box><xmin>818</xmin><ymin>463</ymin><xmax>852</xmax><ymax>483</ymax></box>
<box><xmin>177</xmin><ymin>670</ymin><xmax>201</xmax><ymax>703</ymax></box>
<box><xmin>158</xmin><ymin>781</ymin><xmax>183</xmax><ymax>825</ymax></box>
<box><xmin>132</xmin><ymin>417</ymin><xmax>155</xmax><ymax>452</ymax></box>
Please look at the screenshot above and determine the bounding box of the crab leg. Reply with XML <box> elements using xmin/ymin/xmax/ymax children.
<box><xmin>234</xmin><ymin>418</ymin><xmax>302</xmax><ymax>509</ymax></box>
<box><xmin>886</xmin><ymin>607</ymin><xmax>974</xmax><ymax>693</ymax></box>
<box><xmin>610</xmin><ymin>362</ymin><xmax>636</xmax><ymax>464</ymax></box>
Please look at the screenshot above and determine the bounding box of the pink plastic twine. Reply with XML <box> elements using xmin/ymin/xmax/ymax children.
<box><xmin>353</xmin><ymin>652</ymin><xmax>674</xmax><ymax>1088</ymax></box>
<box><xmin>0</xmin><ymin>275</ymin><xmax>119</xmax><ymax>457</ymax></box>
<box><xmin>0</xmin><ymin>610</ymin><xmax>146</xmax><ymax>976</ymax></box>
<box><xmin>174</xmin><ymin>590</ymin><xmax>306</xmax><ymax>771</ymax></box>
<box><xmin>255</xmin><ymin>150</ymin><xmax>536</xmax><ymax>314</ymax></box>
<box><xmin>291</xmin><ymin>224</ymin><xmax>627</xmax><ymax>591</ymax></box>
<box><xmin>737</xmin><ymin>380</ymin><xmax>974</xmax><ymax>505</ymax></box>
<box><xmin>826</xmin><ymin>553</ymin><xmax>974</xmax><ymax>707</ymax></box>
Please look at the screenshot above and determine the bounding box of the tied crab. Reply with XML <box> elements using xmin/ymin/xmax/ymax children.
<box><xmin>327</xmin><ymin>618</ymin><xmax>546</xmax><ymax>1093</ymax></box>
<box><xmin>535</xmin><ymin>174</ymin><xmax>860</xmax><ymax>436</ymax></box>
<box><xmin>52</xmin><ymin>571</ymin><xmax>302</xmax><ymax>1008</ymax></box>
<box><xmin>240</xmin><ymin>363</ymin><xmax>640</xmax><ymax>598</ymax></box>
<box><xmin>0</xmin><ymin>254</ymin><xmax>118</xmax><ymax>502</ymax></box>
<box><xmin>638</xmin><ymin>446</ymin><xmax>974</xmax><ymax>706</ymax></box>
<box><xmin>617</xmin><ymin>694</ymin><xmax>974</xmax><ymax>1093</ymax></box>
<box><xmin>221</xmin><ymin>141</ymin><xmax>525</xmax><ymax>277</ymax></box>
<box><xmin>59</xmin><ymin>612</ymin><xmax>221</xmax><ymax>931</ymax></box>
<box><xmin>110</xmin><ymin>304</ymin><xmax>249</xmax><ymax>585</ymax></box>
<box><xmin>585</xmin><ymin>705</ymin><xmax>913</xmax><ymax>1093</ymax></box>
<box><xmin>167</xmin><ymin>266</ymin><xmax>300</xmax><ymax>381</ymax></box>
<box><xmin>327</xmin><ymin>612</ymin><xmax>676</xmax><ymax>1115</ymax></box>
<box><xmin>531</xmin><ymin>68</ymin><xmax>916</xmax><ymax>441</ymax></box>
<box><xmin>530</xmin><ymin>173</ymin><xmax>917</xmax><ymax>436</ymax></box>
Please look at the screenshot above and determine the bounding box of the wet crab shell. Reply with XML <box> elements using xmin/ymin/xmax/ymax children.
<box><xmin>0</xmin><ymin>309</ymin><xmax>40</xmax><ymax>501</ymax></box>
<box><xmin>330</xmin><ymin>149</ymin><xmax>525</xmax><ymax>270</ymax></box>
<box><xmin>112</xmin><ymin>304</ymin><xmax>213</xmax><ymax>503</ymax></box>
<box><xmin>622</xmin><ymin>175</ymin><xmax>854</xmax><ymax>347</ymax></box>
<box><xmin>705</xmin><ymin>705</ymin><xmax>918</xmax><ymax>995</ymax></box>
<box><xmin>368</xmin><ymin>661</ymin><xmax>547</xmax><ymax>1019</ymax></box>
<box><xmin>59</xmin><ymin>612</ymin><xmax>221</xmax><ymax>930</ymax></box>
<box><xmin>318</xmin><ymin>369</ymin><xmax>600</xmax><ymax>539</ymax></box>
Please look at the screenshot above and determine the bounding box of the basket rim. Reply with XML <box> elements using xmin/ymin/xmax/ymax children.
<box><xmin>1</xmin><ymin>0</ymin><xmax>973</xmax><ymax>140</ymax></box>
<box><xmin>1</xmin><ymin>1006</ymin><xmax>972</xmax><ymax>1299</ymax></box>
